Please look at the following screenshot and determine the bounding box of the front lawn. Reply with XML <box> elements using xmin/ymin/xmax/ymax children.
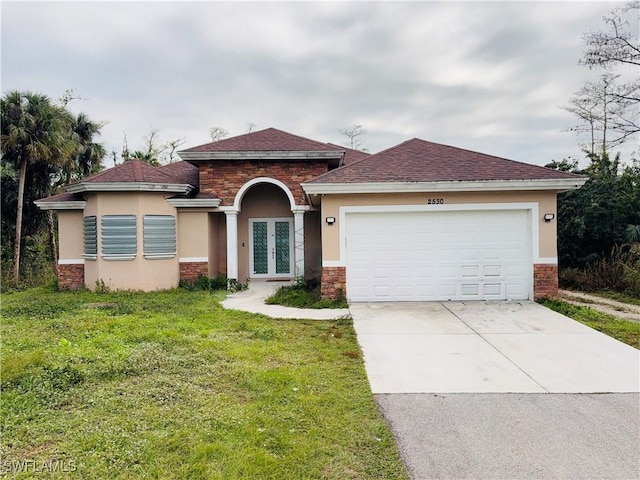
<box><xmin>540</xmin><ymin>299</ymin><xmax>640</xmax><ymax>349</ymax></box>
<box><xmin>0</xmin><ymin>287</ymin><xmax>407</xmax><ymax>479</ymax></box>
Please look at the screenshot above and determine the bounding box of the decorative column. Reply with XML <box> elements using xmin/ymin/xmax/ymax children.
<box><xmin>224</xmin><ymin>210</ymin><xmax>239</xmax><ymax>281</ymax></box>
<box><xmin>292</xmin><ymin>208</ymin><xmax>306</xmax><ymax>279</ymax></box>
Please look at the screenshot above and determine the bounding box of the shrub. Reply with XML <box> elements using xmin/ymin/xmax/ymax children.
<box><xmin>179</xmin><ymin>274</ymin><xmax>229</xmax><ymax>292</ymax></box>
<box><xmin>560</xmin><ymin>244</ymin><xmax>640</xmax><ymax>296</ymax></box>
<box><xmin>266</xmin><ymin>278</ymin><xmax>348</xmax><ymax>309</ymax></box>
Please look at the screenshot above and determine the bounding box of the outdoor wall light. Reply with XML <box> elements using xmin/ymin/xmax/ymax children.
<box><xmin>544</xmin><ymin>213</ymin><xmax>555</xmax><ymax>223</ymax></box>
<box><xmin>325</xmin><ymin>216</ymin><xmax>336</xmax><ymax>225</ymax></box>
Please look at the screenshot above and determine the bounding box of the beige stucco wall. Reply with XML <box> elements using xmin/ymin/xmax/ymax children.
<box><xmin>177</xmin><ymin>211</ymin><xmax>209</xmax><ymax>259</ymax></box>
<box><xmin>320</xmin><ymin>191</ymin><xmax>558</xmax><ymax>262</ymax></box>
<box><xmin>82</xmin><ymin>192</ymin><xmax>179</xmax><ymax>291</ymax></box>
<box><xmin>58</xmin><ymin>211</ymin><xmax>84</xmax><ymax>261</ymax></box>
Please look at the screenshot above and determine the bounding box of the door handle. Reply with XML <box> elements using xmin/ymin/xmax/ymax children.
<box><xmin>271</xmin><ymin>248</ymin><xmax>275</xmax><ymax>259</ymax></box>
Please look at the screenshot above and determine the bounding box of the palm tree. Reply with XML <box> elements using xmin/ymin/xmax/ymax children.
<box><xmin>63</xmin><ymin>113</ymin><xmax>105</xmax><ymax>184</ymax></box>
<box><xmin>1</xmin><ymin>91</ymin><xmax>76</xmax><ymax>285</ymax></box>
<box><xmin>129</xmin><ymin>150</ymin><xmax>160</xmax><ymax>166</ymax></box>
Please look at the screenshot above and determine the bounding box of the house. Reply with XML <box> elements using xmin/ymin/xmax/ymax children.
<box><xmin>36</xmin><ymin>128</ymin><xmax>586</xmax><ymax>301</ymax></box>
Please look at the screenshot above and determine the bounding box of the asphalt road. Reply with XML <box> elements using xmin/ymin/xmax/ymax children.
<box><xmin>376</xmin><ymin>393</ymin><xmax>640</xmax><ymax>480</ymax></box>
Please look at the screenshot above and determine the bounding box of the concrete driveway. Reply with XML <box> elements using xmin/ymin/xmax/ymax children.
<box><xmin>351</xmin><ymin>301</ymin><xmax>640</xmax><ymax>394</ymax></box>
<box><xmin>350</xmin><ymin>301</ymin><xmax>640</xmax><ymax>479</ymax></box>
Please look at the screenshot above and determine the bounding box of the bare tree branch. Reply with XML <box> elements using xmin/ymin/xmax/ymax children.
<box><xmin>580</xmin><ymin>2</ymin><xmax>640</xmax><ymax>69</ymax></box>
<box><xmin>209</xmin><ymin>127</ymin><xmax>229</xmax><ymax>142</ymax></box>
<box><xmin>340</xmin><ymin>125</ymin><xmax>368</xmax><ymax>151</ymax></box>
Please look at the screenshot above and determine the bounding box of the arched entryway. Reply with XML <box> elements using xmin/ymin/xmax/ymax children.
<box><xmin>222</xmin><ymin>177</ymin><xmax>309</xmax><ymax>283</ymax></box>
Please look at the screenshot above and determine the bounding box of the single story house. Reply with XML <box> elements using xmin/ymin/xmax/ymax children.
<box><xmin>36</xmin><ymin>128</ymin><xmax>586</xmax><ymax>302</ymax></box>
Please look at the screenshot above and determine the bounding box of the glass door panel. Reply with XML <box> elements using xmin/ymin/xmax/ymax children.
<box><xmin>252</xmin><ymin>221</ymin><xmax>268</xmax><ymax>275</ymax></box>
<box><xmin>274</xmin><ymin>221</ymin><xmax>291</xmax><ymax>274</ymax></box>
<box><xmin>250</xmin><ymin>218</ymin><xmax>292</xmax><ymax>277</ymax></box>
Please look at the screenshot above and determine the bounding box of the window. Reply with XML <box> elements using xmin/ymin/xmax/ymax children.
<box><xmin>83</xmin><ymin>216</ymin><xmax>97</xmax><ymax>259</ymax></box>
<box><xmin>143</xmin><ymin>215</ymin><xmax>176</xmax><ymax>259</ymax></box>
<box><xmin>101</xmin><ymin>215</ymin><xmax>136</xmax><ymax>260</ymax></box>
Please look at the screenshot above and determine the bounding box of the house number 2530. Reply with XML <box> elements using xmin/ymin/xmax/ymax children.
<box><xmin>427</xmin><ymin>198</ymin><xmax>445</xmax><ymax>205</ymax></box>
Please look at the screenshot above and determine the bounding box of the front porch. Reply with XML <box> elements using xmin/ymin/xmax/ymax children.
<box><xmin>178</xmin><ymin>177</ymin><xmax>321</xmax><ymax>286</ymax></box>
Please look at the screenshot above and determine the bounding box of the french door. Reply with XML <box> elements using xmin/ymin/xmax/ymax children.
<box><xmin>249</xmin><ymin>218</ymin><xmax>293</xmax><ymax>277</ymax></box>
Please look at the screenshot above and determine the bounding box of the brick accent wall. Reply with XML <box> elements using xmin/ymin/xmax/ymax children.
<box><xmin>533</xmin><ymin>263</ymin><xmax>558</xmax><ymax>299</ymax></box>
<box><xmin>199</xmin><ymin>160</ymin><xmax>329</xmax><ymax>206</ymax></box>
<box><xmin>58</xmin><ymin>263</ymin><xmax>84</xmax><ymax>290</ymax></box>
<box><xmin>321</xmin><ymin>266</ymin><xmax>346</xmax><ymax>299</ymax></box>
<box><xmin>180</xmin><ymin>262</ymin><xmax>209</xmax><ymax>282</ymax></box>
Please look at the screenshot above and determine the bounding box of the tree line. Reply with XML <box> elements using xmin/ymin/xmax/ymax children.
<box><xmin>1</xmin><ymin>91</ymin><xmax>104</xmax><ymax>286</ymax></box>
<box><xmin>549</xmin><ymin>1</ymin><xmax>639</xmax><ymax>295</ymax></box>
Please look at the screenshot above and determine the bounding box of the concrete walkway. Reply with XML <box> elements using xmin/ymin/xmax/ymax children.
<box><xmin>221</xmin><ymin>279</ymin><xmax>350</xmax><ymax>320</ymax></box>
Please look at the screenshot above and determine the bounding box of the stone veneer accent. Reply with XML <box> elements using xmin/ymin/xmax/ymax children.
<box><xmin>179</xmin><ymin>262</ymin><xmax>209</xmax><ymax>283</ymax></box>
<box><xmin>320</xmin><ymin>264</ymin><xmax>558</xmax><ymax>301</ymax></box>
<box><xmin>58</xmin><ymin>263</ymin><xmax>85</xmax><ymax>290</ymax></box>
<box><xmin>321</xmin><ymin>266</ymin><xmax>346</xmax><ymax>299</ymax></box>
<box><xmin>199</xmin><ymin>160</ymin><xmax>328</xmax><ymax>206</ymax></box>
<box><xmin>533</xmin><ymin>263</ymin><xmax>559</xmax><ymax>299</ymax></box>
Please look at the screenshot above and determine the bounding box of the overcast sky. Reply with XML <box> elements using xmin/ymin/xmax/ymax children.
<box><xmin>2</xmin><ymin>1</ymin><xmax>637</xmax><ymax>168</ymax></box>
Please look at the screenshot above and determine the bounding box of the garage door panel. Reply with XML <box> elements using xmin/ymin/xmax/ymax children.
<box><xmin>346</xmin><ymin>210</ymin><xmax>532</xmax><ymax>302</ymax></box>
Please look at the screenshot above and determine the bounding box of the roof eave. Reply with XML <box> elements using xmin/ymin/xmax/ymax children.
<box><xmin>178</xmin><ymin>150</ymin><xmax>344</xmax><ymax>161</ymax></box>
<box><xmin>166</xmin><ymin>198</ymin><xmax>222</xmax><ymax>208</ymax></box>
<box><xmin>66</xmin><ymin>182</ymin><xmax>194</xmax><ymax>195</ymax></box>
<box><xmin>34</xmin><ymin>200</ymin><xmax>87</xmax><ymax>211</ymax></box>
<box><xmin>302</xmin><ymin>178</ymin><xmax>588</xmax><ymax>195</ymax></box>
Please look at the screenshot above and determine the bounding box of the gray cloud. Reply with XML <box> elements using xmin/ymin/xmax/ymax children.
<box><xmin>1</xmin><ymin>1</ymin><xmax>636</xmax><ymax>166</ymax></box>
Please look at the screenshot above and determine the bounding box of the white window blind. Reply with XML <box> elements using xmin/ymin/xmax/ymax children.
<box><xmin>143</xmin><ymin>215</ymin><xmax>176</xmax><ymax>259</ymax></box>
<box><xmin>83</xmin><ymin>216</ymin><xmax>97</xmax><ymax>258</ymax></box>
<box><xmin>101</xmin><ymin>215</ymin><xmax>137</xmax><ymax>259</ymax></box>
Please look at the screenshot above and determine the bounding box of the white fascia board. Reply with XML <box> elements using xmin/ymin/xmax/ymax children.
<box><xmin>301</xmin><ymin>178</ymin><xmax>587</xmax><ymax>195</ymax></box>
<box><xmin>34</xmin><ymin>200</ymin><xmax>86</xmax><ymax>210</ymax></box>
<box><xmin>178</xmin><ymin>150</ymin><xmax>343</xmax><ymax>161</ymax></box>
<box><xmin>166</xmin><ymin>198</ymin><xmax>221</xmax><ymax>208</ymax></box>
<box><xmin>66</xmin><ymin>182</ymin><xmax>193</xmax><ymax>194</ymax></box>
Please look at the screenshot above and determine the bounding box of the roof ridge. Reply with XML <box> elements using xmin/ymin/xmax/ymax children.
<box><xmin>182</xmin><ymin>127</ymin><xmax>342</xmax><ymax>153</ymax></box>
<box><xmin>306</xmin><ymin>137</ymin><xmax>586</xmax><ymax>184</ymax></box>
<box><xmin>71</xmin><ymin>159</ymin><xmax>187</xmax><ymax>186</ymax></box>
<box><xmin>310</xmin><ymin>138</ymin><xmax>415</xmax><ymax>182</ymax></box>
<box><xmin>408</xmin><ymin>138</ymin><xmax>583</xmax><ymax>176</ymax></box>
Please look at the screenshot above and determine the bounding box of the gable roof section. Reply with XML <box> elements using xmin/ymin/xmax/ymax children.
<box><xmin>160</xmin><ymin>160</ymin><xmax>199</xmax><ymax>187</ymax></box>
<box><xmin>65</xmin><ymin>159</ymin><xmax>195</xmax><ymax>195</ymax></box>
<box><xmin>34</xmin><ymin>191</ymin><xmax>86</xmax><ymax>210</ymax></box>
<box><xmin>303</xmin><ymin>138</ymin><xmax>587</xmax><ymax>194</ymax></box>
<box><xmin>326</xmin><ymin>143</ymin><xmax>370</xmax><ymax>165</ymax></box>
<box><xmin>179</xmin><ymin>127</ymin><xmax>344</xmax><ymax>161</ymax></box>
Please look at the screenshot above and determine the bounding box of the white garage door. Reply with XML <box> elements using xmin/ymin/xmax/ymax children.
<box><xmin>346</xmin><ymin>209</ymin><xmax>532</xmax><ymax>302</ymax></box>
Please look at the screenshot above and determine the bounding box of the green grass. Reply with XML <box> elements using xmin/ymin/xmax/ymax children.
<box><xmin>0</xmin><ymin>287</ymin><xmax>407</xmax><ymax>479</ymax></box>
<box><xmin>540</xmin><ymin>299</ymin><xmax>640</xmax><ymax>349</ymax></box>
<box><xmin>266</xmin><ymin>281</ymin><xmax>348</xmax><ymax>309</ymax></box>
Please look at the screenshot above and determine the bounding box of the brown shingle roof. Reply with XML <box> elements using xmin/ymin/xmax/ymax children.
<box><xmin>35</xmin><ymin>191</ymin><xmax>84</xmax><ymax>203</ymax></box>
<box><xmin>160</xmin><ymin>161</ymin><xmax>199</xmax><ymax>187</ymax></box>
<box><xmin>78</xmin><ymin>159</ymin><xmax>190</xmax><ymax>185</ymax></box>
<box><xmin>182</xmin><ymin>127</ymin><xmax>341</xmax><ymax>153</ymax></box>
<box><xmin>308</xmin><ymin>138</ymin><xmax>583</xmax><ymax>183</ymax></box>
<box><xmin>326</xmin><ymin>143</ymin><xmax>370</xmax><ymax>165</ymax></box>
